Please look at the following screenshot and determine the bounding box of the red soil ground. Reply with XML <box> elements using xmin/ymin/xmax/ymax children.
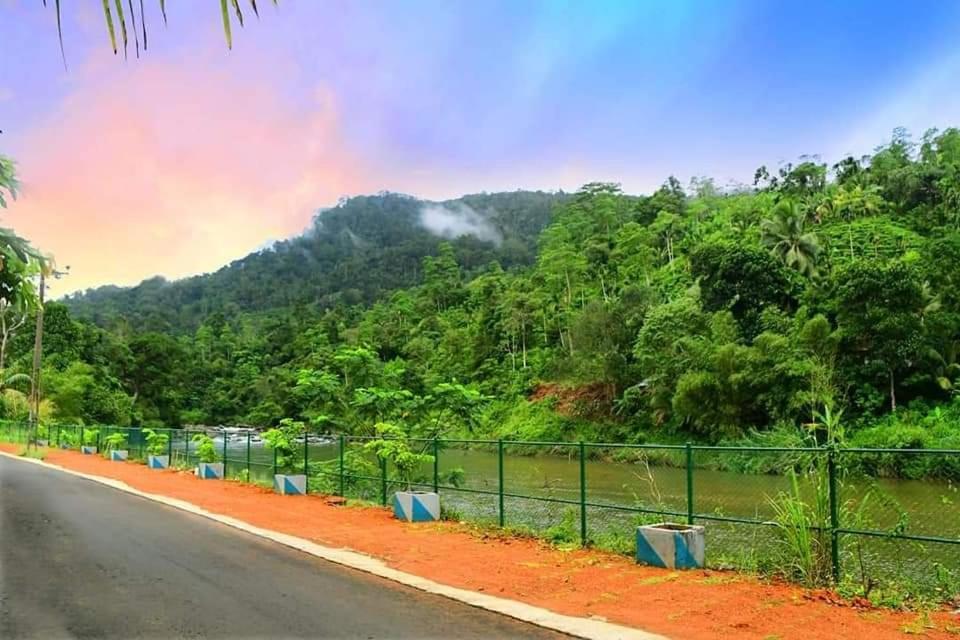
<box><xmin>5</xmin><ymin>444</ymin><xmax>957</xmax><ymax>640</ymax></box>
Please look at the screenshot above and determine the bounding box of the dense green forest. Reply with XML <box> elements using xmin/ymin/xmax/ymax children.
<box><xmin>7</xmin><ymin>128</ymin><xmax>960</xmax><ymax>459</ymax></box>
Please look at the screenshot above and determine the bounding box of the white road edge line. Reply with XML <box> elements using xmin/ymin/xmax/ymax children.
<box><xmin>0</xmin><ymin>451</ymin><xmax>667</xmax><ymax>640</ymax></box>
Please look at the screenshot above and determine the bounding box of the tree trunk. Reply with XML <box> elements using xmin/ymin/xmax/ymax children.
<box><xmin>889</xmin><ymin>369</ymin><xmax>897</xmax><ymax>412</ymax></box>
<box><xmin>28</xmin><ymin>272</ymin><xmax>45</xmax><ymax>446</ymax></box>
<box><xmin>521</xmin><ymin>321</ymin><xmax>527</xmax><ymax>369</ymax></box>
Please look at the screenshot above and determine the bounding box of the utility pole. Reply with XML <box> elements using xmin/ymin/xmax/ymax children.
<box><xmin>27</xmin><ymin>270</ymin><xmax>44</xmax><ymax>447</ymax></box>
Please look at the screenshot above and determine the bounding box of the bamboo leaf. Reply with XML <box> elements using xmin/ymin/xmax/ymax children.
<box><xmin>102</xmin><ymin>0</ymin><xmax>117</xmax><ymax>54</ymax></box>
<box><xmin>230</xmin><ymin>0</ymin><xmax>244</xmax><ymax>27</ymax></box>
<box><xmin>113</xmin><ymin>0</ymin><xmax>128</xmax><ymax>59</ymax></box>
<box><xmin>250</xmin><ymin>0</ymin><xmax>259</xmax><ymax>19</ymax></box>
<box><xmin>159</xmin><ymin>0</ymin><xmax>167</xmax><ymax>26</ymax></box>
<box><xmin>220</xmin><ymin>0</ymin><xmax>232</xmax><ymax>50</ymax></box>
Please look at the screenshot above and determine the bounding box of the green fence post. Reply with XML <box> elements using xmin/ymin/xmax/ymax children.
<box><xmin>273</xmin><ymin>444</ymin><xmax>278</xmax><ymax>479</ymax></box>
<box><xmin>185</xmin><ymin>430</ymin><xmax>190</xmax><ymax>467</ymax></box>
<box><xmin>380</xmin><ymin>456</ymin><xmax>388</xmax><ymax>506</ymax></box>
<box><xmin>579</xmin><ymin>441</ymin><xmax>587</xmax><ymax>546</ymax></box>
<box><xmin>338</xmin><ymin>434</ymin><xmax>345</xmax><ymax>497</ymax></box>
<box><xmin>222</xmin><ymin>432</ymin><xmax>228</xmax><ymax>476</ymax></box>
<box><xmin>166</xmin><ymin>428</ymin><xmax>173</xmax><ymax>463</ymax></box>
<box><xmin>303</xmin><ymin>434</ymin><xmax>309</xmax><ymax>494</ymax></box>
<box><xmin>246</xmin><ymin>432</ymin><xmax>251</xmax><ymax>481</ymax></box>
<box><xmin>432</xmin><ymin>437</ymin><xmax>439</xmax><ymax>493</ymax></box>
<box><xmin>828</xmin><ymin>446</ymin><xmax>841</xmax><ymax>583</ymax></box>
<box><xmin>685</xmin><ymin>442</ymin><xmax>694</xmax><ymax>525</ymax></box>
<box><xmin>498</xmin><ymin>439</ymin><xmax>505</xmax><ymax>528</ymax></box>
<box><xmin>56</xmin><ymin>424</ymin><xmax>61</xmax><ymax>447</ymax></box>
<box><xmin>96</xmin><ymin>430</ymin><xmax>101</xmax><ymax>454</ymax></box>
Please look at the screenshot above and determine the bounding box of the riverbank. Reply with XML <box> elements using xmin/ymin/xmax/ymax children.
<box><xmin>4</xmin><ymin>443</ymin><xmax>957</xmax><ymax>640</ymax></box>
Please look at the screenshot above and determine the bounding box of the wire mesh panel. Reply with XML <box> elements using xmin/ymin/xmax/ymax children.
<box><xmin>584</xmin><ymin>444</ymin><xmax>689</xmax><ymax>553</ymax></box>
<box><xmin>433</xmin><ymin>440</ymin><xmax>500</xmax><ymax>524</ymax></box>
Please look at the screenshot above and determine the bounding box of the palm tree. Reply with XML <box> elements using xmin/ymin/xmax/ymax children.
<box><xmin>0</xmin><ymin>156</ymin><xmax>46</xmax><ymax>267</ymax></box>
<box><xmin>760</xmin><ymin>200</ymin><xmax>821</xmax><ymax>277</ymax></box>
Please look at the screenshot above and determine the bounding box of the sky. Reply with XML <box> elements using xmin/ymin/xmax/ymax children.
<box><xmin>2</xmin><ymin>0</ymin><xmax>960</xmax><ymax>296</ymax></box>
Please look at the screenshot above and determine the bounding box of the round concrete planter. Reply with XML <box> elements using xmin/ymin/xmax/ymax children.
<box><xmin>392</xmin><ymin>490</ymin><xmax>440</xmax><ymax>522</ymax></box>
<box><xmin>109</xmin><ymin>450</ymin><xmax>129</xmax><ymax>462</ymax></box>
<box><xmin>196</xmin><ymin>462</ymin><xmax>224</xmax><ymax>479</ymax></box>
<box><xmin>147</xmin><ymin>455</ymin><xmax>169</xmax><ymax>469</ymax></box>
<box><xmin>636</xmin><ymin>523</ymin><xmax>705</xmax><ymax>570</ymax></box>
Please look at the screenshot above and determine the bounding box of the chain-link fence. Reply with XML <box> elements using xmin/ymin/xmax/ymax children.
<box><xmin>2</xmin><ymin>421</ymin><xmax>958</xmax><ymax>595</ymax></box>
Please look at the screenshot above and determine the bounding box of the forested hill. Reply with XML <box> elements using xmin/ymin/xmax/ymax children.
<box><xmin>63</xmin><ymin>190</ymin><xmax>568</xmax><ymax>332</ymax></box>
<box><xmin>17</xmin><ymin>128</ymin><xmax>960</xmax><ymax>462</ymax></box>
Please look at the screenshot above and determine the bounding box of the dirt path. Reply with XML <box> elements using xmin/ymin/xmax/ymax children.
<box><xmin>7</xmin><ymin>444</ymin><xmax>956</xmax><ymax>640</ymax></box>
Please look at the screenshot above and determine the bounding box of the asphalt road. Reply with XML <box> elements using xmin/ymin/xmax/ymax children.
<box><xmin>0</xmin><ymin>456</ymin><xmax>566</xmax><ymax>639</ymax></box>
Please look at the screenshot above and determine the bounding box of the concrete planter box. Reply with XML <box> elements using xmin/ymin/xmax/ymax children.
<box><xmin>636</xmin><ymin>523</ymin><xmax>705</xmax><ymax>570</ymax></box>
<box><xmin>196</xmin><ymin>462</ymin><xmax>224</xmax><ymax>479</ymax></box>
<box><xmin>393</xmin><ymin>491</ymin><xmax>440</xmax><ymax>522</ymax></box>
<box><xmin>81</xmin><ymin>446</ymin><xmax>97</xmax><ymax>455</ymax></box>
<box><xmin>109</xmin><ymin>450</ymin><xmax>129</xmax><ymax>461</ymax></box>
<box><xmin>37</xmin><ymin>439</ymin><xmax>49</xmax><ymax>447</ymax></box>
<box><xmin>60</xmin><ymin>442</ymin><xmax>70</xmax><ymax>449</ymax></box>
<box><xmin>147</xmin><ymin>455</ymin><xmax>169</xmax><ymax>469</ymax></box>
<box><xmin>273</xmin><ymin>474</ymin><xmax>307</xmax><ymax>495</ymax></box>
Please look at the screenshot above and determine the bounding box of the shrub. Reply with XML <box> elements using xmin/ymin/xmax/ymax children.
<box><xmin>364</xmin><ymin>422</ymin><xmax>433</xmax><ymax>491</ymax></box>
<box><xmin>191</xmin><ymin>433</ymin><xmax>218</xmax><ymax>463</ymax></box>
<box><xmin>102</xmin><ymin>432</ymin><xmax>128</xmax><ymax>452</ymax></box>
<box><xmin>263</xmin><ymin>418</ymin><xmax>305</xmax><ymax>472</ymax></box>
<box><xmin>142</xmin><ymin>428</ymin><xmax>169</xmax><ymax>456</ymax></box>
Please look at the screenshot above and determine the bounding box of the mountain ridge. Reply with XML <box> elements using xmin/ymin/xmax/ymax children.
<box><xmin>63</xmin><ymin>190</ymin><xmax>570</xmax><ymax>332</ymax></box>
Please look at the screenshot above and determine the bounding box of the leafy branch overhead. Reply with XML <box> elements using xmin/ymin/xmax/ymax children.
<box><xmin>44</xmin><ymin>0</ymin><xmax>279</xmax><ymax>64</ymax></box>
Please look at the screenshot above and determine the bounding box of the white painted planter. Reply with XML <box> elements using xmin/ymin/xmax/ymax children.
<box><xmin>110</xmin><ymin>450</ymin><xmax>129</xmax><ymax>461</ymax></box>
<box><xmin>81</xmin><ymin>446</ymin><xmax>97</xmax><ymax>455</ymax></box>
<box><xmin>196</xmin><ymin>462</ymin><xmax>224</xmax><ymax>479</ymax></box>
<box><xmin>147</xmin><ymin>455</ymin><xmax>169</xmax><ymax>469</ymax></box>
<box><xmin>273</xmin><ymin>474</ymin><xmax>307</xmax><ymax>495</ymax></box>
<box><xmin>37</xmin><ymin>439</ymin><xmax>49</xmax><ymax>447</ymax></box>
<box><xmin>392</xmin><ymin>491</ymin><xmax>440</xmax><ymax>522</ymax></box>
<box><xmin>636</xmin><ymin>523</ymin><xmax>705</xmax><ymax>570</ymax></box>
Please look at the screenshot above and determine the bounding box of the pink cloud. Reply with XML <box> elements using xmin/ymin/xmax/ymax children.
<box><xmin>5</xmin><ymin>52</ymin><xmax>375</xmax><ymax>296</ymax></box>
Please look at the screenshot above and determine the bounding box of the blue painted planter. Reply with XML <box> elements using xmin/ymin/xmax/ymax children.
<box><xmin>393</xmin><ymin>491</ymin><xmax>440</xmax><ymax>522</ymax></box>
<box><xmin>196</xmin><ymin>462</ymin><xmax>223</xmax><ymax>479</ymax></box>
<box><xmin>81</xmin><ymin>446</ymin><xmax>97</xmax><ymax>455</ymax></box>
<box><xmin>273</xmin><ymin>474</ymin><xmax>306</xmax><ymax>495</ymax></box>
<box><xmin>147</xmin><ymin>455</ymin><xmax>169</xmax><ymax>469</ymax></box>
<box><xmin>636</xmin><ymin>523</ymin><xmax>705</xmax><ymax>570</ymax></box>
<box><xmin>109</xmin><ymin>450</ymin><xmax>128</xmax><ymax>461</ymax></box>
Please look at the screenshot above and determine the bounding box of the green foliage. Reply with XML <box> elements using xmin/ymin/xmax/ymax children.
<box><xmin>767</xmin><ymin>469</ymin><xmax>833</xmax><ymax>587</ymax></box>
<box><xmin>263</xmin><ymin>418</ymin><xmax>305</xmax><ymax>471</ymax></box>
<box><xmin>81</xmin><ymin>428</ymin><xmax>99</xmax><ymax>447</ymax></box>
<box><xmin>9</xmin><ymin>127</ymin><xmax>956</xmax><ymax>473</ymax></box>
<box><xmin>102</xmin><ymin>432</ymin><xmax>127</xmax><ymax>452</ymax></box>
<box><xmin>142</xmin><ymin>428</ymin><xmax>169</xmax><ymax>456</ymax></box>
<box><xmin>191</xmin><ymin>433</ymin><xmax>218</xmax><ymax>464</ymax></box>
<box><xmin>364</xmin><ymin>422</ymin><xmax>434</xmax><ymax>490</ymax></box>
